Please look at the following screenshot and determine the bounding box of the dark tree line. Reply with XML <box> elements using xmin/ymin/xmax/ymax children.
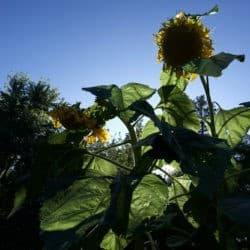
<box><xmin>0</xmin><ymin>73</ymin><xmax>59</xmax><ymax>249</ymax></box>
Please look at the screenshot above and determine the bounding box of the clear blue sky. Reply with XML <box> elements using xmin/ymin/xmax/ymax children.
<box><xmin>1</xmin><ymin>0</ymin><xmax>249</xmax><ymax>134</ymax></box>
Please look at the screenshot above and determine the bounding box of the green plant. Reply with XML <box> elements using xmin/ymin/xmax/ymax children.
<box><xmin>19</xmin><ymin>6</ymin><xmax>250</xmax><ymax>249</ymax></box>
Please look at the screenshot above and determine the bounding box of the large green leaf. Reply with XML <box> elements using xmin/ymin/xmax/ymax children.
<box><xmin>40</xmin><ymin>177</ymin><xmax>112</xmax><ymax>231</ymax></box>
<box><xmin>219</xmin><ymin>194</ymin><xmax>250</xmax><ymax>230</ymax></box>
<box><xmin>100</xmin><ymin>230</ymin><xmax>127</xmax><ymax>250</ymax></box>
<box><xmin>213</xmin><ymin>107</ymin><xmax>250</xmax><ymax>147</ymax></box>
<box><xmin>83</xmin><ymin>154</ymin><xmax>118</xmax><ymax>176</ymax></box>
<box><xmin>83</xmin><ymin>83</ymin><xmax>155</xmax><ymax>123</ymax></box>
<box><xmin>169</xmin><ymin>175</ymin><xmax>192</xmax><ymax>211</ymax></box>
<box><xmin>104</xmin><ymin>175</ymin><xmax>138</xmax><ymax>235</ymax></box>
<box><xmin>158</xmin><ymin>86</ymin><xmax>200</xmax><ymax>131</ymax></box>
<box><xmin>160</xmin><ymin>69</ymin><xmax>187</xmax><ymax>91</ymax></box>
<box><xmin>183</xmin><ymin>52</ymin><xmax>244</xmax><ymax>77</ymax></box>
<box><xmin>175</xmin><ymin>128</ymin><xmax>232</xmax><ymax>196</ymax></box>
<box><xmin>140</xmin><ymin>122</ymin><xmax>232</xmax><ymax>197</ymax></box>
<box><xmin>128</xmin><ymin>174</ymin><xmax>169</xmax><ymax>234</ymax></box>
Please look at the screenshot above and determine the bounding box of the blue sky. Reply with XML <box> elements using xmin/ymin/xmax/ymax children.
<box><xmin>1</xmin><ymin>0</ymin><xmax>249</xmax><ymax>134</ymax></box>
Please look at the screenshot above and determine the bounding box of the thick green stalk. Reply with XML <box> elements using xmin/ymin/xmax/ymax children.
<box><xmin>200</xmin><ymin>75</ymin><xmax>227</xmax><ymax>248</ymax></box>
<box><xmin>146</xmin><ymin>232</ymin><xmax>158</xmax><ymax>250</ymax></box>
<box><xmin>200</xmin><ymin>75</ymin><xmax>217</xmax><ymax>137</ymax></box>
<box><xmin>122</xmin><ymin>120</ymin><xmax>141</xmax><ymax>168</ymax></box>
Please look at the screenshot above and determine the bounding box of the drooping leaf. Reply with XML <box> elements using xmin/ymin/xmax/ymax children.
<box><xmin>183</xmin><ymin>52</ymin><xmax>245</xmax><ymax>77</ymax></box>
<box><xmin>128</xmin><ymin>174</ymin><xmax>169</xmax><ymax>234</ymax></box>
<box><xmin>239</xmin><ymin>101</ymin><xmax>250</xmax><ymax>107</ymax></box>
<box><xmin>213</xmin><ymin>107</ymin><xmax>250</xmax><ymax>147</ymax></box>
<box><xmin>82</xmin><ymin>84</ymin><xmax>118</xmax><ymax>99</ymax></box>
<box><xmin>40</xmin><ymin>177</ymin><xmax>112</xmax><ymax>232</ymax></box>
<box><xmin>176</xmin><ymin>128</ymin><xmax>232</xmax><ymax>196</ymax></box>
<box><xmin>140</xmin><ymin>122</ymin><xmax>232</xmax><ymax>197</ymax></box>
<box><xmin>158</xmin><ymin>85</ymin><xmax>200</xmax><ymax>131</ymax></box>
<box><xmin>130</xmin><ymin>100</ymin><xmax>160</xmax><ymax>127</ymax></box>
<box><xmin>83</xmin><ymin>83</ymin><xmax>155</xmax><ymax>123</ymax></box>
<box><xmin>100</xmin><ymin>229</ymin><xmax>127</xmax><ymax>250</ymax></box>
<box><xmin>219</xmin><ymin>193</ymin><xmax>250</xmax><ymax>230</ymax></box>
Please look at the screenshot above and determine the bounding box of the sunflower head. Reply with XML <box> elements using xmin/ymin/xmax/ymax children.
<box><xmin>86</xmin><ymin>127</ymin><xmax>110</xmax><ymax>144</ymax></box>
<box><xmin>49</xmin><ymin>104</ymin><xmax>110</xmax><ymax>144</ymax></box>
<box><xmin>50</xmin><ymin>104</ymin><xmax>85</xmax><ymax>130</ymax></box>
<box><xmin>155</xmin><ymin>11</ymin><xmax>214</xmax><ymax>80</ymax></box>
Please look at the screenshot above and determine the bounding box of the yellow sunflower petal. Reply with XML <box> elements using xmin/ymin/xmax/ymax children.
<box><xmin>93</xmin><ymin>128</ymin><xmax>110</xmax><ymax>143</ymax></box>
<box><xmin>86</xmin><ymin>135</ymin><xmax>96</xmax><ymax>144</ymax></box>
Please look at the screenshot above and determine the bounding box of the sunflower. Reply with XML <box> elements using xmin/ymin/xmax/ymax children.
<box><xmin>50</xmin><ymin>105</ymin><xmax>84</xmax><ymax>130</ymax></box>
<box><xmin>155</xmin><ymin>11</ymin><xmax>213</xmax><ymax>80</ymax></box>
<box><xmin>86</xmin><ymin>127</ymin><xmax>110</xmax><ymax>144</ymax></box>
<box><xmin>50</xmin><ymin>105</ymin><xmax>110</xmax><ymax>144</ymax></box>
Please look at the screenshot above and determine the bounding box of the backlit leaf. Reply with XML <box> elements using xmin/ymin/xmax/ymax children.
<box><xmin>183</xmin><ymin>52</ymin><xmax>244</xmax><ymax>77</ymax></box>
<box><xmin>213</xmin><ymin>107</ymin><xmax>250</xmax><ymax>147</ymax></box>
<box><xmin>40</xmin><ymin>177</ymin><xmax>112</xmax><ymax>231</ymax></box>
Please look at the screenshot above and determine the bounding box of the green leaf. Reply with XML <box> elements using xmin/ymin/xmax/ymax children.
<box><xmin>48</xmin><ymin>131</ymin><xmax>68</xmax><ymax>144</ymax></box>
<box><xmin>83</xmin><ymin>83</ymin><xmax>155</xmax><ymax>123</ymax></box>
<box><xmin>83</xmin><ymin>155</ymin><xmax>118</xmax><ymax>176</ymax></box>
<box><xmin>100</xmin><ymin>230</ymin><xmax>127</xmax><ymax>250</ymax></box>
<box><xmin>169</xmin><ymin>175</ymin><xmax>192</xmax><ymax>211</ymax></box>
<box><xmin>239</xmin><ymin>101</ymin><xmax>250</xmax><ymax>107</ymax></box>
<box><xmin>40</xmin><ymin>177</ymin><xmax>112</xmax><ymax>231</ymax></box>
<box><xmin>176</xmin><ymin>128</ymin><xmax>232</xmax><ymax>196</ymax></box>
<box><xmin>8</xmin><ymin>186</ymin><xmax>27</xmax><ymax>218</ymax></box>
<box><xmin>213</xmin><ymin>107</ymin><xmax>250</xmax><ymax>147</ymax></box>
<box><xmin>168</xmin><ymin>174</ymin><xmax>199</xmax><ymax>228</ymax></box>
<box><xmin>128</xmin><ymin>174</ymin><xmax>168</xmax><ymax>234</ymax></box>
<box><xmin>82</xmin><ymin>84</ymin><xmax>118</xmax><ymax>99</ymax></box>
<box><xmin>104</xmin><ymin>175</ymin><xmax>138</xmax><ymax>235</ymax></box>
<box><xmin>160</xmin><ymin>69</ymin><xmax>187</xmax><ymax>90</ymax></box>
<box><xmin>141</xmin><ymin>120</ymin><xmax>159</xmax><ymax>140</ymax></box>
<box><xmin>219</xmin><ymin>194</ymin><xmax>250</xmax><ymax>230</ymax></box>
<box><xmin>158</xmin><ymin>86</ymin><xmax>200</xmax><ymax>131</ymax></box>
<box><xmin>183</xmin><ymin>52</ymin><xmax>245</xmax><ymax>77</ymax></box>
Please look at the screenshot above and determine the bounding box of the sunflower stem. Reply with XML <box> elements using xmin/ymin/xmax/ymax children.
<box><xmin>122</xmin><ymin>121</ymin><xmax>141</xmax><ymax>168</ymax></box>
<box><xmin>146</xmin><ymin>232</ymin><xmax>158</xmax><ymax>250</ymax></box>
<box><xmin>200</xmin><ymin>75</ymin><xmax>217</xmax><ymax>137</ymax></box>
